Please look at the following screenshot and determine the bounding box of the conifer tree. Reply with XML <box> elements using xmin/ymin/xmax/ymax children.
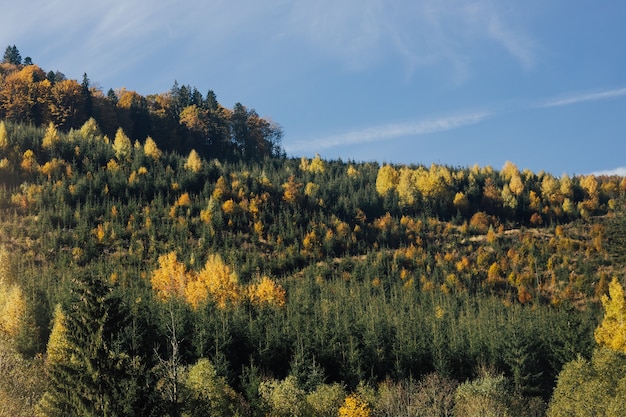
<box><xmin>37</xmin><ymin>275</ymin><xmax>146</xmax><ymax>416</ymax></box>
<box><xmin>2</xmin><ymin>45</ymin><xmax>22</xmax><ymax>65</ymax></box>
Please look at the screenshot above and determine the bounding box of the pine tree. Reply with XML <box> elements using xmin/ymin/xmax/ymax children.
<box><xmin>37</xmin><ymin>275</ymin><xmax>147</xmax><ymax>416</ymax></box>
<box><xmin>2</xmin><ymin>45</ymin><xmax>22</xmax><ymax>65</ymax></box>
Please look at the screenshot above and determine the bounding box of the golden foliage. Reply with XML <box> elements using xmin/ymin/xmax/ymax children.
<box><xmin>375</xmin><ymin>165</ymin><xmax>398</xmax><ymax>195</ymax></box>
<box><xmin>339</xmin><ymin>394</ymin><xmax>370</xmax><ymax>417</ymax></box>
<box><xmin>469</xmin><ymin>212</ymin><xmax>490</xmax><ymax>234</ymax></box>
<box><xmin>41</xmin><ymin>122</ymin><xmax>60</xmax><ymax>149</ymax></box>
<box><xmin>282</xmin><ymin>175</ymin><xmax>302</xmax><ymax>203</ymax></box>
<box><xmin>176</xmin><ymin>192</ymin><xmax>191</xmax><ymax>207</ymax></box>
<box><xmin>304</xmin><ymin>182</ymin><xmax>320</xmax><ymax>198</ymax></box>
<box><xmin>248</xmin><ymin>276</ymin><xmax>286</xmax><ymax>308</ymax></box>
<box><xmin>195</xmin><ymin>254</ymin><xmax>241</xmax><ymax>309</ymax></box>
<box><xmin>184</xmin><ymin>149</ymin><xmax>203</xmax><ymax>173</ymax></box>
<box><xmin>347</xmin><ymin>165</ymin><xmax>359</xmax><ymax>178</ymax></box>
<box><xmin>0</xmin><ymin>284</ymin><xmax>25</xmax><ymax>337</ymax></box>
<box><xmin>0</xmin><ymin>121</ymin><xmax>8</xmax><ymax>149</ymax></box>
<box><xmin>106</xmin><ymin>159</ymin><xmax>120</xmax><ymax>172</ymax></box>
<box><xmin>40</xmin><ymin>158</ymin><xmax>63</xmax><ymax>180</ymax></box>
<box><xmin>453</xmin><ymin>192</ymin><xmax>469</xmax><ymax>212</ymax></box>
<box><xmin>20</xmin><ymin>149</ymin><xmax>38</xmax><ymax>172</ymax></box>
<box><xmin>143</xmin><ymin>136</ymin><xmax>162</xmax><ymax>160</ymax></box>
<box><xmin>221</xmin><ymin>199</ymin><xmax>236</xmax><ymax>214</ymax></box>
<box><xmin>500</xmin><ymin>160</ymin><xmax>519</xmax><ymax>181</ymax></box>
<box><xmin>79</xmin><ymin>117</ymin><xmax>102</xmax><ymax>141</ymax></box>
<box><xmin>48</xmin><ymin>79</ymin><xmax>84</xmax><ymax>128</ymax></box>
<box><xmin>595</xmin><ymin>277</ymin><xmax>626</xmax><ymax>353</ymax></box>
<box><xmin>179</xmin><ymin>104</ymin><xmax>209</xmax><ymax>133</ymax></box>
<box><xmin>308</xmin><ymin>153</ymin><xmax>326</xmax><ymax>173</ymax></box>
<box><xmin>44</xmin><ymin>304</ymin><xmax>72</xmax><ymax>367</ymax></box>
<box><xmin>112</xmin><ymin>127</ymin><xmax>132</xmax><ymax>161</ymax></box>
<box><xmin>150</xmin><ymin>252</ymin><xmax>189</xmax><ymax>302</ymax></box>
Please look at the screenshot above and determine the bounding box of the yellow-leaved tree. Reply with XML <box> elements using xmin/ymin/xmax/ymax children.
<box><xmin>144</xmin><ymin>136</ymin><xmax>162</xmax><ymax>160</ymax></box>
<box><xmin>338</xmin><ymin>393</ymin><xmax>370</xmax><ymax>417</ymax></box>
<box><xmin>0</xmin><ymin>120</ymin><xmax>9</xmax><ymax>150</ymax></box>
<box><xmin>548</xmin><ymin>277</ymin><xmax>626</xmax><ymax>417</ymax></box>
<box><xmin>184</xmin><ymin>149</ymin><xmax>202</xmax><ymax>173</ymax></box>
<box><xmin>248</xmin><ymin>276</ymin><xmax>286</xmax><ymax>308</ymax></box>
<box><xmin>150</xmin><ymin>252</ymin><xmax>190</xmax><ymax>302</ymax></box>
<box><xmin>194</xmin><ymin>254</ymin><xmax>241</xmax><ymax>309</ymax></box>
<box><xmin>0</xmin><ymin>245</ymin><xmax>25</xmax><ymax>338</ymax></box>
<box><xmin>112</xmin><ymin>127</ymin><xmax>132</xmax><ymax>161</ymax></box>
<box><xmin>375</xmin><ymin>165</ymin><xmax>398</xmax><ymax>196</ymax></box>
<box><xmin>595</xmin><ymin>277</ymin><xmax>626</xmax><ymax>353</ymax></box>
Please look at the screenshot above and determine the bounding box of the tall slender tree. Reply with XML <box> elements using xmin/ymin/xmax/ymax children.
<box><xmin>37</xmin><ymin>274</ymin><xmax>149</xmax><ymax>416</ymax></box>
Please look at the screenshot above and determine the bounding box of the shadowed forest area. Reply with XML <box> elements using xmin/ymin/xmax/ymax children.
<box><xmin>1</xmin><ymin>45</ymin><xmax>626</xmax><ymax>417</ymax></box>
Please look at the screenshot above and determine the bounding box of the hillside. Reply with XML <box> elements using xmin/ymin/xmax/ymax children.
<box><xmin>1</xmin><ymin>49</ymin><xmax>626</xmax><ymax>416</ymax></box>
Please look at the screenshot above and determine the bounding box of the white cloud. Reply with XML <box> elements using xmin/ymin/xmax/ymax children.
<box><xmin>285</xmin><ymin>111</ymin><xmax>491</xmax><ymax>153</ymax></box>
<box><xmin>590</xmin><ymin>167</ymin><xmax>626</xmax><ymax>177</ymax></box>
<box><xmin>540</xmin><ymin>87</ymin><xmax>626</xmax><ymax>108</ymax></box>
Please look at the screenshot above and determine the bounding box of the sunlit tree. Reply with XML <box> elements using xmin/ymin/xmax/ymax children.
<box><xmin>338</xmin><ymin>393</ymin><xmax>370</xmax><ymax>417</ymax></box>
<box><xmin>184</xmin><ymin>149</ymin><xmax>202</xmax><ymax>173</ymax></box>
<box><xmin>595</xmin><ymin>277</ymin><xmax>626</xmax><ymax>353</ymax></box>
<box><xmin>194</xmin><ymin>254</ymin><xmax>241</xmax><ymax>309</ymax></box>
<box><xmin>248</xmin><ymin>276</ymin><xmax>286</xmax><ymax>308</ymax></box>
<box><xmin>143</xmin><ymin>136</ymin><xmax>162</xmax><ymax>160</ymax></box>
<box><xmin>375</xmin><ymin>165</ymin><xmax>398</xmax><ymax>195</ymax></box>
<box><xmin>112</xmin><ymin>127</ymin><xmax>132</xmax><ymax>161</ymax></box>
<box><xmin>0</xmin><ymin>121</ymin><xmax>8</xmax><ymax>150</ymax></box>
<box><xmin>151</xmin><ymin>252</ymin><xmax>189</xmax><ymax>302</ymax></box>
<box><xmin>183</xmin><ymin>358</ymin><xmax>237</xmax><ymax>416</ymax></box>
<box><xmin>41</xmin><ymin>122</ymin><xmax>60</xmax><ymax>150</ymax></box>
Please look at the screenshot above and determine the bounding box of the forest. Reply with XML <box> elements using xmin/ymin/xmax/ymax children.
<box><xmin>1</xmin><ymin>45</ymin><xmax>626</xmax><ymax>417</ymax></box>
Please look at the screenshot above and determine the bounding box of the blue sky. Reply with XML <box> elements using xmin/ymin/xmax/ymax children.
<box><xmin>2</xmin><ymin>0</ymin><xmax>626</xmax><ymax>176</ymax></box>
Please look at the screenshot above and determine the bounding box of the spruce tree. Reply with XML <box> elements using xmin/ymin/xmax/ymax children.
<box><xmin>37</xmin><ymin>274</ymin><xmax>150</xmax><ymax>416</ymax></box>
<box><xmin>2</xmin><ymin>45</ymin><xmax>22</xmax><ymax>65</ymax></box>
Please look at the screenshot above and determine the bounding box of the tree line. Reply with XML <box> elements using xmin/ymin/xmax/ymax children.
<box><xmin>0</xmin><ymin>45</ymin><xmax>283</xmax><ymax>163</ymax></box>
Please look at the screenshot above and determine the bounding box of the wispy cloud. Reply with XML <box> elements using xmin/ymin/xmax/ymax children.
<box><xmin>590</xmin><ymin>167</ymin><xmax>626</xmax><ymax>177</ymax></box>
<box><xmin>540</xmin><ymin>87</ymin><xmax>626</xmax><ymax>108</ymax></box>
<box><xmin>285</xmin><ymin>111</ymin><xmax>491</xmax><ymax>153</ymax></box>
<box><xmin>285</xmin><ymin>0</ymin><xmax>536</xmax><ymax>76</ymax></box>
<box><xmin>2</xmin><ymin>0</ymin><xmax>537</xmax><ymax>89</ymax></box>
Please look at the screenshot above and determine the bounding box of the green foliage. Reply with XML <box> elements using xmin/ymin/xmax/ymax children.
<box><xmin>37</xmin><ymin>276</ymin><xmax>153</xmax><ymax>416</ymax></box>
<box><xmin>259</xmin><ymin>375</ymin><xmax>309</xmax><ymax>417</ymax></box>
<box><xmin>183</xmin><ymin>358</ymin><xmax>238</xmax><ymax>417</ymax></box>
<box><xmin>547</xmin><ymin>348</ymin><xmax>626</xmax><ymax>417</ymax></box>
<box><xmin>0</xmin><ymin>337</ymin><xmax>47</xmax><ymax>417</ymax></box>
<box><xmin>2</xmin><ymin>45</ymin><xmax>21</xmax><ymax>65</ymax></box>
<box><xmin>453</xmin><ymin>371</ymin><xmax>512</xmax><ymax>417</ymax></box>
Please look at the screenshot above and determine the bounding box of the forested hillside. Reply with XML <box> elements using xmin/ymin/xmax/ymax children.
<box><xmin>1</xmin><ymin>46</ymin><xmax>626</xmax><ymax>416</ymax></box>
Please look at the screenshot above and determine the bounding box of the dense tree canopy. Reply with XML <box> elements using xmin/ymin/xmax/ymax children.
<box><xmin>1</xmin><ymin>44</ymin><xmax>626</xmax><ymax>416</ymax></box>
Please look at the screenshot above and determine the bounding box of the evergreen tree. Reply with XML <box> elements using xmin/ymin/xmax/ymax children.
<box><xmin>81</xmin><ymin>73</ymin><xmax>93</xmax><ymax>118</ymax></box>
<box><xmin>37</xmin><ymin>274</ymin><xmax>149</xmax><ymax>416</ymax></box>
<box><xmin>2</xmin><ymin>45</ymin><xmax>22</xmax><ymax>64</ymax></box>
